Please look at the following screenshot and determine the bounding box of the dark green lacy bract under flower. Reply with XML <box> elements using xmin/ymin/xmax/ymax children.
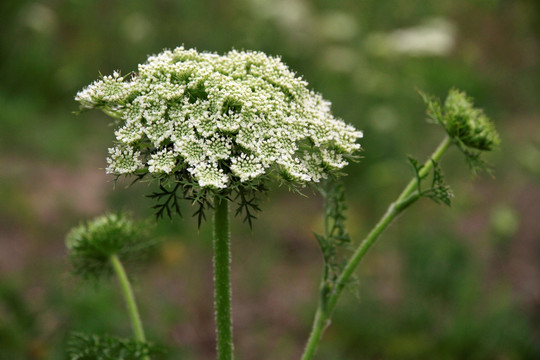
<box><xmin>76</xmin><ymin>47</ymin><xmax>362</xmax><ymax>190</ymax></box>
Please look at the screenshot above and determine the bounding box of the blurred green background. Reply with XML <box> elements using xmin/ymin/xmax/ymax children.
<box><xmin>1</xmin><ymin>0</ymin><xmax>539</xmax><ymax>359</ymax></box>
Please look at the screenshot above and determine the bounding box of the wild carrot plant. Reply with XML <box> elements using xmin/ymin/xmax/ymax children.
<box><xmin>69</xmin><ymin>47</ymin><xmax>499</xmax><ymax>359</ymax></box>
<box><xmin>73</xmin><ymin>47</ymin><xmax>361</xmax><ymax>360</ymax></box>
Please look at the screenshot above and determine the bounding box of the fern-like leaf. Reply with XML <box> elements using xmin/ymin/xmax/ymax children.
<box><xmin>315</xmin><ymin>178</ymin><xmax>352</xmax><ymax>305</ymax></box>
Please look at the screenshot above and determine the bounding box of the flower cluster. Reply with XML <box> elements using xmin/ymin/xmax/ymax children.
<box><xmin>76</xmin><ymin>47</ymin><xmax>362</xmax><ymax>190</ymax></box>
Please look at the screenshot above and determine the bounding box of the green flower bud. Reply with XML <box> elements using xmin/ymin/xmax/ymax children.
<box><xmin>66</xmin><ymin>213</ymin><xmax>154</xmax><ymax>280</ymax></box>
<box><xmin>442</xmin><ymin>89</ymin><xmax>500</xmax><ymax>151</ymax></box>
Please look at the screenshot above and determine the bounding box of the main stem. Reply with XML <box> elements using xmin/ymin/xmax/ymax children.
<box><xmin>301</xmin><ymin>136</ymin><xmax>453</xmax><ymax>360</ymax></box>
<box><xmin>213</xmin><ymin>195</ymin><xmax>234</xmax><ymax>360</ymax></box>
<box><xmin>110</xmin><ymin>254</ymin><xmax>149</xmax><ymax>359</ymax></box>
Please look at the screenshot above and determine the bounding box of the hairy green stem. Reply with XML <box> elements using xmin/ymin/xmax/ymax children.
<box><xmin>213</xmin><ymin>196</ymin><xmax>234</xmax><ymax>360</ymax></box>
<box><xmin>301</xmin><ymin>136</ymin><xmax>453</xmax><ymax>360</ymax></box>
<box><xmin>110</xmin><ymin>254</ymin><xmax>149</xmax><ymax>359</ymax></box>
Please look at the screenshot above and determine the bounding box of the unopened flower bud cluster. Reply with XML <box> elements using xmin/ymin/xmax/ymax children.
<box><xmin>76</xmin><ymin>47</ymin><xmax>362</xmax><ymax>189</ymax></box>
<box><xmin>66</xmin><ymin>213</ymin><xmax>150</xmax><ymax>279</ymax></box>
<box><xmin>442</xmin><ymin>89</ymin><xmax>500</xmax><ymax>151</ymax></box>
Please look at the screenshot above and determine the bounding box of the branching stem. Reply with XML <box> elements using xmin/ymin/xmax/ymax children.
<box><xmin>301</xmin><ymin>136</ymin><xmax>453</xmax><ymax>360</ymax></box>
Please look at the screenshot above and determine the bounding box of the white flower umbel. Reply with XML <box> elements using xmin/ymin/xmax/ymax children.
<box><xmin>148</xmin><ymin>149</ymin><xmax>176</xmax><ymax>174</ymax></box>
<box><xmin>106</xmin><ymin>146</ymin><xmax>143</xmax><ymax>174</ymax></box>
<box><xmin>76</xmin><ymin>47</ymin><xmax>362</xmax><ymax>190</ymax></box>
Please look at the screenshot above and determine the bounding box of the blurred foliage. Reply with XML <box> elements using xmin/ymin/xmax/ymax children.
<box><xmin>66</xmin><ymin>332</ymin><xmax>164</xmax><ymax>360</ymax></box>
<box><xmin>1</xmin><ymin>0</ymin><xmax>539</xmax><ymax>359</ymax></box>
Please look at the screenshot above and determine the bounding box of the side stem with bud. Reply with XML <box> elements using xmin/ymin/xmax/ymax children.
<box><xmin>301</xmin><ymin>136</ymin><xmax>453</xmax><ymax>360</ymax></box>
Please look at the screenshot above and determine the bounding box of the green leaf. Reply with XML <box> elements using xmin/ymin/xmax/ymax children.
<box><xmin>407</xmin><ymin>157</ymin><xmax>453</xmax><ymax>207</ymax></box>
<box><xmin>315</xmin><ymin>178</ymin><xmax>352</xmax><ymax>301</ymax></box>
